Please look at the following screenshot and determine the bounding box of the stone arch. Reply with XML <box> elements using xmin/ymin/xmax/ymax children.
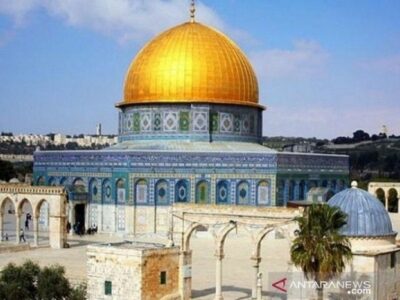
<box><xmin>236</xmin><ymin>180</ymin><xmax>250</xmax><ymax>205</ymax></box>
<box><xmin>17</xmin><ymin>198</ymin><xmax>33</xmax><ymax>216</ymax></box>
<box><xmin>175</xmin><ymin>179</ymin><xmax>190</xmax><ymax>203</ymax></box>
<box><xmin>0</xmin><ymin>197</ymin><xmax>16</xmax><ymax>241</ymax></box>
<box><xmin>34</xmin><ymin>199</ymin><xmax>50</xmax><ymax>245</ymax></box>
<box><xmin>195</xmin><ymin>180</ymin><xmax>210</xmax><ymax>204</ymax></box>
<box><xmin>375</xmin><ymin>188</ymin><xmax>386</xmax><ymax>206</ymax></box>
<box><xmin>183</xmin><ymin>222</ymin><xmax>208</xmax><ymax>252</ymax></box>
<box><xmin>252</xmin><ymin>226</ymin><xmax>275</xmax><ymax>259</ymax></box>
<box><xmin>135</xmin><ymin>179</ymin><xmax>148</xmax><ymax>204</ymax></box>
<box><xmin>36</xmin><ymin>176</ymin><xmax>45</xmax><ymax>186</ymax></box>
<box><xmin>216</xmin><ymin>180</ymin><xmax>230</xmax><ymax>204</ymax></box>
<box><xmin>0</xmin><ymin>197</ymin><xmax>14</xmax><ymax>214</ymax></box>
<box><xmin>17</xmin><ymin>198</ymin><xmax>34</xmax><ymax>242</ymax></box>
<box><xmin>155</xmin><ymin>179</ymin><xmax>169</xmax><ymax>205</ymax></box>
<box><xmin>256</xmin><ymin>180</ymin><xmax>270</xmax><ymax>205</ymax></box>
<box><xmin>388</xmin><ymin>188</ymin><xmax>398</xmax><ymax>213</ymax></box>
<box><xmin>215</xmin><ymin>221</ymin><xmax>237</xmax><ymax>256</ymax></box>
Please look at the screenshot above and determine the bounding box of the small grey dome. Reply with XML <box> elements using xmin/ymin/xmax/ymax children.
<box><xmin>328</xmin><ymin>186</ymin><xmax>395</xmax><ymax>237</ymax></box>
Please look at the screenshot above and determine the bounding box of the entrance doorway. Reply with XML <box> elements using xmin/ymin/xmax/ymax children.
<box><xmin>74</xmin><ymin>204</ymin><xmax>85</xmax><ymax>233</ymax></box>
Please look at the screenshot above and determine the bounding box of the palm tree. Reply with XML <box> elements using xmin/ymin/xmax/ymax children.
<box><xmin>290</xmin><ymin>203</ymin><xmax>352</xmax><ymax>300</ymax></box>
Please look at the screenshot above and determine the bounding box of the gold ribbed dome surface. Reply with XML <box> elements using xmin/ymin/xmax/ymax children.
<box><xmin>120</xmin><ymin>22</ymin><xmax>260</xmax><ymax>108</ymax></box>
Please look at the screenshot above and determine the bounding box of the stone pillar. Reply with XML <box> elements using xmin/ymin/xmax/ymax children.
<box><xmin>215</xmin><ymin>252</ymin><xmax>224</xmax><ymax>300</ymax></box>
<box><xmin>15</xmin><ymin>213</ymin><xmax>21</xmax><ymax>244</ymax></box>
<box><xmin>385</xmin><ymin>196</ymin><xmax>389</xmax><ymax>211</ymax></box>
<box><xmin>85</xmin><ymin>203</ymin><xmax>89</xmax><ymax>231</ymax></box>
<box><xmin>256</xmin><ymin>272</ymin><xmax>263</xmax><ymax>300</ymax></box>
<box><xmin>251</xmin><ymin>256</ymin><xmax>261</xmax><ymax>299</ymax></box>
<box><xmin>398</xmin><ymin>198</ymin><xmax>400</xmax><ymax>214</ymax></box>
<box><xmin>179</xmin><ymin>250</ymin><xmax>192</xmax><ymax>300</ymax></box>
<box><xmin>0</xmin><ymin>213</ymin><xmax>3</xmax><ymax>241</ymax></box>
<box><xmin>68</xmin><ymin>203</ymin><xmax>75</xmax><ymax>235</ymax></box>
<box><xmin>33</xmin><ymin>216</ymin><xmax>39</xmax><ymax>246</ymax></box>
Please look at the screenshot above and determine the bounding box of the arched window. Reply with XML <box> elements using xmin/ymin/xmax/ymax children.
<box><xmin>196</xmin><ymin>180</ymin><xmax>210</xmax><ymax>204</ymax></box>
<box><xmin>388</xmin><ymin>188</ymin><xmax>398</xmax><ymax>213</ymax></box>
<box><xmin>47</xmin><ymin>177</ymin><xmax>56</xmax><ymax>186</ymax></box>
<box><xmin>73</xmin><ymin>178</ymin><xmax>86</xmax><ymax>193</ymax></box>
<box><xmin>89</xmin><ymin>178</ymin><xmax>99</xmax><ymax>203</ymax></box>
<box><xmin>236</xmin><ymin>181</ymin><xmax>250</xmax><ymax>205</ymax></box>
<box><xmin>36</xmin><ymin>176</ymin><xmax>45</xmax><ymax>186</ymax></box>
<box><xmin>102</xmin><ymin>179</ymin><xmax>112</xmax><ymax>203</ymax></box>
<box><xmin>257</xmin><ymin>181</ymin><xmax>270</xmax><ymax>205</ymax></box>
<box><xmin>375</xmin><ymin>188</ymin><xmax>385</xmax><ymax>206</ymax></box>
<box><xmin>60</xmin><ymin>177</ymin><xmax>68</xmax><ymax>186</ymax></box>
<box><xmin>216</xmin><ymin>180</ymin><xmax>230</xmax><ymax>204</ymax></box>
<box><xmin>175</xmin><ymin>180</ymin><xmax>190</xmax><ymax>203</ymax></box>
<box><xmin>155</xmin><ymin>180</ymin><xmax>169</xmax><ymax>205</ymax></box>
<box><xmin>135</xmin><ymin>179</ymin><xmax>148</xmax><ymax>204</ymax></box>
<box><xmin>116</xmin><ymin>179</ymin><xmax>126</xmax><ymax>204</ymax></box>
<box><xmin>321</xmin><ymin>180</ymin><xmax>328</xmax><ymax>188</ymax></box>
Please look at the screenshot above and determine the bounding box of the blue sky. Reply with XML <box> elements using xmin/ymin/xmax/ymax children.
<box><xmin>0</xmin><ymin>0</ymin><xmax>399</xmax><ymax>138</ymax></box>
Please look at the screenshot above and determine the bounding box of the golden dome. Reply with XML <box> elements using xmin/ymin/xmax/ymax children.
<box><xmin>119</xmin><ymin>22</ymin><xmax>261</xmax><ymax>108</ymax></box>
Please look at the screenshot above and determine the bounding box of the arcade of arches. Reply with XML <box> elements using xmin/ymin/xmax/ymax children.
<box><xmin>172</xmin><ymin>204</ymin><xmax>300</xmax><ymax>300</ymax></box>
<box><xmin>0</xmin><ymin>184</ymin><xmax>67</xmax><ymax>249</ymax></box>
<box><xmin>368</xmin><ymin>182</ymin><xmax>400</xmax><ymax>213</ymax></box>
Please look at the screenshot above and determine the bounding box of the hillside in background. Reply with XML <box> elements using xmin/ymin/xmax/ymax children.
<box><xmin>263</xmin><ymin>130</ymin><xmax>400</xmax><ymax>188</ymax></box>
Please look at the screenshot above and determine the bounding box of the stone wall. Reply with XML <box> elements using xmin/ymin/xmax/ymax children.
<box><xmin>87</xmin><ymin>242</ymin><xmax>180</xmax><ymax>300</ymax></box>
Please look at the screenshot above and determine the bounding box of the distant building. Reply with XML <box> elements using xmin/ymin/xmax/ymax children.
<box><xmin>96</xmin><ymin>123</ymin><xmax>102</xmax><ymax>136</ymax></box>
<box><xmin>282</xmin><ymin>143</ymin><xmax>315</xmax><ymax>153</ymax></box>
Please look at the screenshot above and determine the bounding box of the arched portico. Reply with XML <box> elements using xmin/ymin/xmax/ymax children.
<box><xmin>368</xmin><ymin>182</ymin><xmax>400</xmax><ymax>213</ymax></box>
<box><xmin>174</xmin><ymin>204</ymin><xmax>300</xmax><ymax>300</ymax></box>
<box><xmin>0</xmin><ymin>185</ymin><xmax>67</xmax><ymax>249</ymax></box>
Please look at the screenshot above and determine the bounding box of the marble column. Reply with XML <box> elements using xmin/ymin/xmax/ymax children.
<box><xmin>251</xmin><ymin>256</ymin><xmax>261</xmax><ymax>299</ymax></box>
<box><xmin>33</xmin><ymin>216</ymin><xmax>39</xmax><ymax>246</ymax></box>
<box><xmin>15</xmin><ymin>213</ymin><xmax>21</xmax><ymax>244</ymax></box>
<box><xmin>0</xmin><ymin>213</ymin><xmax>3</xmax><ymax>241</ymax></box>
<box><xmin>215</xmin><ymin>251</ymin><xmax>224</xmax><ymax>300</ymax></box>
<box><xmin>68</xmin><ymin>203</ymin><xmax>75</xmax><ymax>235</ymax></box>
<box><xmin>385</xmin><ymin>196</ymin><xmax>389</xmax><ymax>211</ymax></box>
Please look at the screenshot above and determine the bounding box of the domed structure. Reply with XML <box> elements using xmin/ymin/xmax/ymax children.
<box><xmin>119</xmin><ymin>22</ymin><xmax>260</xmax><ymax>108</ymax></box>
<box><xmin>328</xmin><ymin>182</ymin><xmax>396</xmax><ymax>237</ymax></box>
<box><xmin>33</xmin><ymin>11</ymin><xmax>350</xmax><ymax>239</ymax></box>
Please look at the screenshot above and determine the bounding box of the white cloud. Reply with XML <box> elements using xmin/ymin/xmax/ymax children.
<box><xmin>0</xmin><ymin>0</ymin><xmax>39</xmax><ymax>26</ymax></box>
<box><xmin>250</xmin><ymin>40</ymin><xmax>330</xmax><ymax>81</ymax></box>
<box><xmin>0</xmin><ymin>0</ymin><xmax>225</xmax><ymax>43</ymax></box>
<box><xmin>358</xmin><ymin>54</ymin><xmax>400</xmax><ymax>74</ymax></box>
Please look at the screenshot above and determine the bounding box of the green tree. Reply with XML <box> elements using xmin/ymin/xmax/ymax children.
<box><xmin>0</xmin><ymin>261</ymin><xmax>40</xmax><ymax>300</ymax></box>
<box><xmin>0</xmin><ymin>160</ymin><xmax>16</xmax><ymax>181</ymax></box>
<box><xmin>291</xmin><ymin>204</ymin><xmax>352</xmax><ymax>300</ymax></box>
<box><xmin>37</xmin><ymin>265</ymin><xmax>71</xmax><ymax>300</ymax></box>
<box><xmin>0</xmin><ymin>260</ymin><xmax>86</xmax><ymax>300</ymax></box>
